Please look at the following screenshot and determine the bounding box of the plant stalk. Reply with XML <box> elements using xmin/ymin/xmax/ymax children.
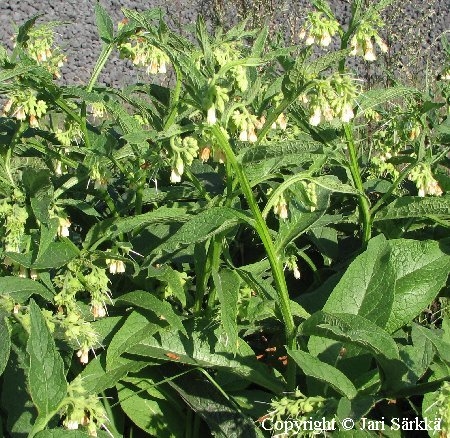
<box><xmin>211</xmin><ymin>124</ymin><xmax>297</xmax><ymax>390</ymax></box>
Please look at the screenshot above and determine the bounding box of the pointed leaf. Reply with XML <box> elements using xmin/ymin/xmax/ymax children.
<box><xmin>0</xmin><ymin>313</ymin><xmax>11</xmax><ymax>376</ymax></box>
<box><xmin>0</xmin><ymin>277</ymin><xmax>53</xmax><ymax>302</ymax></box>
<box><xmin>95</xmin><ymin>2</ymin><xmax>114</xmax><ymax>43</ymax></box>
<box><xmin>213</xmin><ymin>269</ymin><xmax>240</xmax><ymax>355</ymax></box>
<box><xmin>26</xmin><ymin>300</ymin><xmax>67</xmax><ymax>417</ymax></box>
<box><xmin>116</xmin><ymin>291</ymin><xmax>187</xmax><ymax>336</ymax></box>
<box><xmin>287</xmin><ymin>348</ymin><xmax>358</xmax><ymax>399</ymax></box>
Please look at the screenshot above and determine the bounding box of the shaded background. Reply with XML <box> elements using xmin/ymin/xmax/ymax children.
<box><xmin>0</xmin><ymin>0</ymin><xmax>448</xmax><ymax>87</ymax></box>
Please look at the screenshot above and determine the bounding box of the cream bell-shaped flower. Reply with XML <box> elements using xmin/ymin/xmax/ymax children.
<box><xmin>77</xmin><ymin>347</ymin><xmax>89</xmax><ymax>365</ymax></box>
<box><xmin>309</xmin><ymin>106</ymin><xmax>322</xmax><ymax>126</ymax></box>
<box><xmin>305</xmin><ymin>35</ymin><xmax>315</xmax><ymax>46</ymax></box>
<box><xmin>320</xmin><ymin>31</ymin><xmax>332</xmax><ymax>47</ymax></box>
<box><xmin>341</xmin><ymin>103</ymin><xmax>355</xmax><ymax>123</ymax></box>
<box><xmin>58</xmin><ymin>217</ymin><xmax>71</xmax><ymax>237</ymax></box>
<box><xmin>207</xmin><ymin>105</ymin><xmax>217</xmax><ymax>125</ymax></box>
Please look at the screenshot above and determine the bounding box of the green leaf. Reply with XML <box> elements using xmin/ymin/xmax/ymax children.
<box><xmin>126</xmin><ymin>319</ymin><xmax>285</xmax><ymax>393</ymax></box>
<box><xmin>156</xmin><ymin>207</ymin><xmax>254</xmax><ymax>255</ymax></box>
<box><xmin>167</xmin><ymin>370</ymin><xmax>264</xmax><ymax>438</ymax></box>
<box><xmin>146</xmin><ymin>265</ymin><xmax>187</xmax><ymax>307</ymax></box>
<box><xmin>412</xmin><ymin>324</ymin><xmax>450</xmax><ymax>363</ymax></box>
<box><xmin>36</xmin><ymin>218</ymin><xmax>59</xmax><ymax>261</ymax></box>
<box><xmin>78</xmin><ymin>353</ymin><xmax>139</xmax><ymax>395</ymax></box>
<box><xmin>301</xmin><ymin>312</ymin><xmax>399</xmax><ymax>362</ymax></box>
<box><xmin>322</xmin><ymin>235</ymin><xmax>395</xmax><ymax>328</ymax></box>
<box><xmin>238</xmin><ymin>137</ymin><xmax>323</xmax><ymax>164</ymax></box>
<box><xmin>374</xmin><ymin>196</ymin><xmax>450</xmax><ymax>221</ymax></box>
<box><xmin>106</xmin><ymin>311</ymin><xmax>166</xmax><ymax>370</ymax></box>
<box><xmin>117</xmin><ymin>380</ymin><xmax>184</xmax><ymax>438</ymax></box>
<box><xmin>116</xmin><ymin>291</ymin><xmax>187</xmax><ymax>336</ymax></box>
<box><xmin>385</xmin><ymin>239</ymin><xmax>450</xmax><ymax>333</ymax></box>
<box><xmin>275</xmin><ymin>185</ymin><xmax>331</xmax><ymax>252</ymax></box>
<box><xmin>26</xmin><ymin>300</ymin><xmax>67</xmax><ymax>418</ymax></box>
<box><xmin>356</xmin><ymin>86</ymin><xmax>417</xmax><ymax>114</ymax></box>
<box><xmin>84</xmin><ymin>206</ymin><xmax>189</xmax><ymax>248</ymax></box>
<box><xmin>35</xmin><ymin>430</ymin><xmax>93</xmax><ymax>437</ymax></box>
<box><xmin>0</xmin><ymin>313</ymin><xmax>11</xmax><ymax>376</ymax></box>
<box><xmin>0</xmin><ymin>277</ymin><xmax>53</xmax><ymax>302</ymax></box>
<box><xmin>213</xmin><ymin>269</ymin><xmax>240</xmax><ymax>356</ymax></box>
<box><xmin>287</xmin><ymin>348</ymin><xmax>358</xmax><ymax>399</ymax></box>
<box><xmin>32</xmin><ymin>240</ymin><xmax>80</xmax><ymax>270</ymax></box>
<box><xmin>95</xmin><ymin>2</ymin><xmax>114</xmax><ymax>43</ymax></box>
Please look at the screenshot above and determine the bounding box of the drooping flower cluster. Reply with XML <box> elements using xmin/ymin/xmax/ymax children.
<box><xmin>169</xmin><ymin>136</ymin><xmax>199</xmax><ymax>183</ymax></box>
<box><xmin>298</xmin><ymin>11</ymin><xmax>340</xmax><ymax>47</ymax></box>
<box><xmin>349</xmin><ymin>13</ymin><xmax>388</xmax><ymax>61</ymax></box>
<box><xmin>213</xmin><ymin>42</ymin><xmax>248</xmax><ymax>92</ymax></box>
<box><xmin>232</xmin><ymin>109</ymin><xmax>264</xmax><ymax>143</ymax></box>
<box><xmin>60</xmin><ymin>376</ymin><xmax>109</xmax><ymax>436</ymax></box>
<box><xmin>205</xmin><ymin>85</ymin><xmax>229</xmax><ymax>125</ymax></box>
<box><xmin>433</xmin><ymin>381</ymin><xmax>450</xmax><ymax>438</ymax></box>
<box><xmin>0</xmin><ymin>200</ymin><xmax>28</xmax><ymax>253</ymax></box>
<box><xmin>118</xmin><ymin>23</ymin><xmax>169</xmax><ymax>75</ymax></box>
<box><xmin>302</xmin><ymin>73</ymin><xmax>360</xmax><ymax>126</ymax></box>
<box><xmin>265</xmin><ymin>389</ymin><xmax>334</xmax><ymax>437</ymax></box>
<box><xmin>285</xmin><ymin>255</ymin><xmax>301</xmax><ymax>279</ymax></box>
<box><xmin>2</xmin><ymin>89</ymin><xmax>47</xmax><ymax>127</ymax></box>
<box><xmin>21</xmin><ymin>23</ymin><xmax>67</xmax><ymax>78</ymax></box>
<box><xmin>408</xmin><ymin>163</ymin><xmax>443</xmax><ymax>197</ymax></box>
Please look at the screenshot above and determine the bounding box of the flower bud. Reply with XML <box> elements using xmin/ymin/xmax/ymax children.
<box><xmin>206</xmin><ymin>105</ymin><xmax>217</xmax><ymax>125</ymax></box>
<box><xmin>309</xmin><ymin>106</ymin><xmax>322</xmax><ymax>126</ymax></box>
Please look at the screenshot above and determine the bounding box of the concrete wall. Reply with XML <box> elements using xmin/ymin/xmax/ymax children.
<box><xmin>0</xmin><ymin>0</ymin><xmax>448</xmax><ymax>86</ymax></box>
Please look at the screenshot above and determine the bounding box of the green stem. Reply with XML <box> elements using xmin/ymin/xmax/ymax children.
<box><xmin>343</xmin><ymin>124</ymin><xmax>372</xmax><ymax>247</ymax></box>
<box><xmin>164</xmin><ymin>63</ymin><xmax>182</xmax><ymax>130</ymax></box>
<box><xmin>135</xmin><ymin>183</ymin><xmax>144</xmax><ymax>215</ymax></box>
<box><xmin>211</xmin><ymin>124</ymin><xmax>297</xmax><ymax>390</ymax></box>
<box><xmin>206</xmin><ymin>236</ymin><xmax>223</xmax><ymax>310</ymax></box>
<box><xmin>87</xmin><ymin>43</ymin><xmax>115</xmax><ymax>92</ymax></box>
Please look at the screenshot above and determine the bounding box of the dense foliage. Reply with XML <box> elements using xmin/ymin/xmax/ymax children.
<box><xmin>0</xmin><ymin>0</ymin><xmax>450</xmax><ymax>436</ymax></box>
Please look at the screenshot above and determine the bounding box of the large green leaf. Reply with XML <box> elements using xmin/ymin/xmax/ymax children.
<box><xmin>106</xmin><ymin>311</ymin><xmax>167</xmax><ymax>370</ymax></box>
<box><xmin>126</xmin><ymin>319</ymin><xmax>285</xmax><ymax>393</ymax></box>
<box><xmin>385</xmin><ymin>239</ymin><xmax>450</xmax><ymax>333</ymax></box>
<box><xmin>301</xmin><ymin>312</ymin><xmax>399</xmax><ymax>363</ymax></box>
<box><xmin>287</xmin><ymin>348</ymin><xmax>358</xmax><ymax>399</ymax></box>
<box><xmin>167</xmin><ymin>370</ymin><xmax>264</xmax><ymax>438</ymax></box>
<box><xmin>115</xmin><ymin>291</ymin><xmax>187</xmax><ymax>336</ymax></box>
<box><xmin>213</xmin><ymin>269</ymin><xmax>240</xmax><ymax>355</ymax></box>
<box><xmin>26</xmin><ymin>300</ymin><xmax>67</xmax><ymax>419</ymax></box>
<box><xmin>320</xmin><ymin>235</ymin><xmax>395</xmax><ymax>327</ymax></box>
<box><xmin>117</xmin><ymin>379</ymin><xmax>184</xmax><ymax>438</ymax></box>
<box><xmin>374</xmin><ymin>196</ymin><xmax>450</xmax><ymax>221</ymax></box>
<box><xmin>0</xmin><ymin>277</ymin><xmax>53</xmax><ymax>302</ymax></box>
<box><xmin>0</xmin><ymin>312</ymin><xmax>11</xmax><ymax>376</ymax></box>
<box><xmin>95</xmin><ymin>2</ymin><xmax>114</xmax><ymax>43</ymax></box>
<box><xmin>32</xmin><ymin>240</ymin><xmax>80</xmax><ymax>269</ymax></box>
<box><xmin>84</xmin><ymin>207</ymin><xmax>190</xmax><ymax>248</ymax></box>
<box><xmin>155</xmin><ymin>207</ymin><xmax>254</xmax><ymax>255</ymax></box>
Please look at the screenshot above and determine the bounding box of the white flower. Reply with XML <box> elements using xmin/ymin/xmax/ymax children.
<box><xmin>363</xmin><ymin>39</ymin><xmax>376</xmax><ymax>61</ymax></box>
<box><xmin>293</xmin><ymin>266</ymin><xmax>301</xmax><ymax>279</ymax></box>
<box><xmin>29</xmin><ymin>115</ymin><xmax>39</xmax><ymax>128</ymax></box>
<box><xmin>158</xmin><ymin>61</ymin><xmax>167</xmax><ymax>74</ymax></box>
<box><xmin>92</xmin><ymin>303</ymin><xmax>107</xmax><ymax>318</ymax></box>
<box><xmin>305</xmin><ymin>35</ymin><xmax>315</xmax><ymax>46</ymax></box>
<box><xmin>309</xmin><ymin>106</ymin><xmax>322</xmax><ymax>126</ymax></box>
<box><xmin>322</xmin><ymin>103</ymin><xmax>334</xmax><ymax>122</ymax></box>
<box><xmin>239</xmin><ymin>129</ymin><xmax>248</xmax><ymax>142</ymax></box>
<box><xmin>320</xmin><ymin>31</ymin><xmax>332</xmax><ymax>47</ymax></box>
<box><xmin>65</xmin><ymin>420</ymin><xmax>79</xmax><ymax>430</ymax></box>
<box><xmin>108</xmin><ymin>259</ymin><xmax>126</xmax><ymax>274</ymax></box>
<box><xmin>76</xmin><ymin>347</ymin><xmax>89</xmax><ymax>364</ymax></box>
<box><xmin>30</xmin><ymin>269</ymin><xmax>38</xmax><ymax>280</ymax></box>
<box><xmin>341</xmin><ymin>103</ymin><xmax>354</xmax><ymax>123</ymax></box>
<box><xmin>298</xmin><ymin>28</ymin><xmax>307</xmax><ymax>40</ymax></box>
<box><xmin>58</xmin><ymin>217</ymin><xmax>71</xmax><ymax>237</ymax></box>
<box><xmin>377</xmin><ymin>38</ymin><xmax>388</xmax><ymax>53</ymax></box>
<box><xmin>206</xmin><ymin>105</ymin><xmax>217</xmax><ymax>125</ymax></box>
<box><xmin>277</xmin><ymin>113</ymin><xmax>287</xmax><ymax>130</ymax></box>
<box><xmin>248</xmin><ymin>127</ymin><xmax>257</xmax><ymax>143</ymax></box>
<box><xmin>199</xmin><ymin>146</ymin><xmax>211</xmax><ymax>162</ymax></box>
<box><xmin>170</xmin><ymin>168</ymin><xmax>182</xmax><ymax>183</ymax></box>
<box><xmin>418</xmin><ymin>187</ymin><xmax>425</xmax><ymax>197</ymax></box>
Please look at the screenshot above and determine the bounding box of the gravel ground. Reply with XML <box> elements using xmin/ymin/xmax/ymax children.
<box><xmin>0</xmin><ymin>0</ymin><xmax>448</xmax><ymax>87</ymax></box>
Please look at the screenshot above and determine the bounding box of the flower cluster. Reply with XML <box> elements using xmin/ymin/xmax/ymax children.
<box><xmin>60</xmin><ymin>376</ymin><xmax>109</xmax><ymax>436</ymax></box>
<box><xmin>2</xmin><ymin>89</ymin><xmax>47</xmax><ymax>127</ymax></box>
<box><xmin>118</xmin><ymin>27</ymin><xmax>169</xmax><ymax>75</ymax></box>
<box><xmin>22</xmin><ymin>23</ymin><xmax>67</xmax><ymax>78</ymax></box>
<box><xmin>285</xmin><ymin>255</ymin><xmax>301</xmax><ymax>279</ymax></box>
<box><xmin>169</xmin><ymin>136</ymin><xmax>199</xmax><ymax>183</ymax></box>
<box><xmin>299</xmin><ymin>12</ymin><xmax>340</xmax><ymax>48</ymax></box>
<box><xmin>349</xmin><ymin>14</ymin><xmax>388</xmax><ymax>61</ymax></box>
<box><xmin>434</xmin><ymin>381</ymin><xmax>450</xmax><ymax>437</ymax></box>
<box><xmin>232</xmin><ymin>110</ymin><xmax>264</xmax><ymax>143</ymax></box>
<box><xmin>301</xmin><ymin>181</ymin><xmax>318</xmax><ymax>212</ymax></box>
<box><xmin>408</xmin><ymin>163</ymin><xmax>443</xmax><ymax>197</ymax></box>
<box><xmin>302</xmin><ymin>73</ymin><xmax>359</xmax><ymax>126</ymax></box>
<box><xmin>266</xmin><ymin>389</ymin><xmax>333</xmax><ymax>437</ymax></box>
<box><xmin>272</xmin><ymin>192</ymin><xmax>289</xmax><ymax>220</ymax></box>
<box><xmin>0</xmin><ymin>197</ymin><xmax>28</xmax><ymax>253</ymax></box>
<box><xmin>213</xmin><ymin>42</ymin><xmax>248</xmax><ymax>91</ymax></box>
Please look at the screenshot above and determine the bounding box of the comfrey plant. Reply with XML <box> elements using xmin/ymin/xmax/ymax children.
<box><xmin>0</xmin><ymin>1</ymin><xmax>449</xmax><ymax>437</ymax></box>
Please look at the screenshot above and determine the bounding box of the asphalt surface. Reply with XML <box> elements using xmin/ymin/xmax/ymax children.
<box><xmin>0</xmin><ymin>0</ymin><xmax>448</xmax><ymax>86</ymax></box>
